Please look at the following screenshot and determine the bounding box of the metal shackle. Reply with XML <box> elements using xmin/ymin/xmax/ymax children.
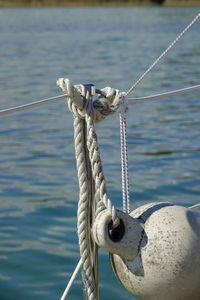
<box><xmin>92</xmin><ymin>209</ymin><xmax>144</xmax><ymax>260</ymax></box>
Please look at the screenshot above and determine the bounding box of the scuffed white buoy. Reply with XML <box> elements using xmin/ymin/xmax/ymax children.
<box><xmin>93</xmin><ymin>202</ymin><xmax>200</xmax><ymax>300</ymax></box>
<box><xmin>92</xmin><ymin>209</ymin><xmax>144</xmax><ymax>260</ymax></box>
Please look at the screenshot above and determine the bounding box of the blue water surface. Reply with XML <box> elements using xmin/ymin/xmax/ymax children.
<box><xmin>0</xmin><ymin>6</ymin><xmax>200</xmax><ymax>300</ymax></box>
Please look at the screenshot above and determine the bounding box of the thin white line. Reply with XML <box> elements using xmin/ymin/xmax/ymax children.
<box><xmin>60</xmin><ymin>258</ymin><xmax>82</xmax><ymax>300</ymax></box>
<box><xmin>128</xmin><ymin>84</ymin><xmax>200</xmax><ymax>103</ymax></box>
<box><xmin>125</xmin><ymin>13</ymin><xmax>200</xmax><ymax>97</ymax></box>
<box><xmin>0</xmin><ymin>94</ymin><xmax>68</xmax><ymax>116</ymax></box>
<box><xmin>0</xmin><ymin>84</ymin><xmax>200</xmax><ymax>117</ymax></box>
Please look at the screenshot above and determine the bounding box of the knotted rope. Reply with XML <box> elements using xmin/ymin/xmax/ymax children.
<box><xmin>57</xmin><ymin>78</ymin><xmax>123</xmax><ymax>300</ymax></box>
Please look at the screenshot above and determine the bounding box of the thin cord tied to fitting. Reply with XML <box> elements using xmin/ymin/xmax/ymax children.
<box><xmin>120</xmin><ymin>94</ymin><xmax>130</xmax><ymax>214</ymax></box>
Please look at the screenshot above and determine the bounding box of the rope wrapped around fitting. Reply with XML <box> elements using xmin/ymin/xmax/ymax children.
<box><xmin>57</xmin><ymin>78</ymin><xmax>123</xmax><ymax>122</ymax></box>
<box><xmin>57</xmin><ymin>78</ymin><xmax>123</xmax><ymax>300</ymax></box>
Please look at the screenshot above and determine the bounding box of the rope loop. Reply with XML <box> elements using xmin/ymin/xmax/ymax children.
<box><xmin>57</xmin><ymin>78</ymin><xmax>87</xmax><ymax>119</ymax></box>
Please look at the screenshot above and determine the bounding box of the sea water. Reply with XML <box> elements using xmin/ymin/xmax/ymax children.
<box><xmin>0</xmin><ymin>6</ymin><xmax>199</xmax><ymax>300</ymax></box>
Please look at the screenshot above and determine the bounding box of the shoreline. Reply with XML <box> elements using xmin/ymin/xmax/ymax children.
<box><xmin>0</xmin><ymin>0</ymin><xmax>200</xmax><ymax>8</ymax></box>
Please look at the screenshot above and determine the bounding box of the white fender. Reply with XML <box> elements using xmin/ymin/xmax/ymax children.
<box><xmin>110</xmin><ymin>202</ymin><xmax>200</xmax><ymax>300</ymax></box>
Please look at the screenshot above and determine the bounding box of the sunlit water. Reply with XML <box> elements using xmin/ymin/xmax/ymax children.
<box><xmin>0</xmin><ymin>6</ymin><xmax>200</xmax><ymax>300</ymax></box>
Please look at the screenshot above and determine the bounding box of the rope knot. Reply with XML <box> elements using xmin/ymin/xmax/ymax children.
<box><xmin>57</xmin><ymin>78</ymin><xmax>124</xmax><ymax>122</ymax></box>
<box><xmin>57</xmin><ymin>78</ymin><xmax>87</xmax><ymax>119</ymax></box>
<box><xmin>93</xmin><ymin>87</ymin><xmax>124</xmax><ymax>122</ymax></box>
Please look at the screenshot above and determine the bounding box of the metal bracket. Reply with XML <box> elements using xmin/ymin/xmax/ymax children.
<box><xmin>83</xmin><ymin>83</ymin><xmax>96</xmax><ymax>97</ymax></box>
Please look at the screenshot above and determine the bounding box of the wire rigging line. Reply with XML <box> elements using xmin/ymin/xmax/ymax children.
<box><xmin>0</xmin><ymin>84</ymin><xmax>200</xmax><ymax>117</ymax></box>
<box><xmin>128</xmin><ymin>84</ymin><xmax>200</xmax><ymax>103</ymax></box>
<box><xmin>0</xmin><ymin>94</ymin><xmax>68</xmax><ymax>117</ymax></box>
<box><xmin>125</xmin><ymin>13</ymin><xmax>200</xmax><ymax>97</ymax></box>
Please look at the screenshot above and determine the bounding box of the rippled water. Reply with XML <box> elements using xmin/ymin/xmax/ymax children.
<box><xmin>0</xmin><ymin>6</ymin><xmax>200</xmax><ymax>300</ymax></box>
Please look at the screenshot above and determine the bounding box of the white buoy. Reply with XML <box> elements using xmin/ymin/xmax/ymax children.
<box><xmin>93</xmin><ymin>202</ymin><xmax>200</xmax><ymax>300</ymax></box>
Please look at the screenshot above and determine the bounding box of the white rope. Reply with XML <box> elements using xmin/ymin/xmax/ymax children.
<box><xmin>120</xmin><ymin>112</ymin><xmax>127</xmax><ymax>213</ymax></box>
<box><xmin>0</xmin><ymin>84</ymin><xmax>200</xmax><ymax>117</ymax></box>
<box><xmin>60</xmin><ymin>258</ymin><xmax>82</xmax><ymax>300</ymax></box>
<box><xmin>57</xmin><ymin>78</ymin><xmax>123</xmax><ymax>300</ymax></box>
<box><xmin>125</xmin><ymin>13</ymin><xmax>200</xmax><ymax>97</ymax></box>
<box><xmin>74</xmin><ymin>113</ymin><xmax>96</xmax><ymax>300</ymax></box>
<box><xmin>85</xmin><ymin>99</ymin><xmax>119</xmax><ymax>226</ymax></box>
<box><xmin>57</xmin><ymin>80</ymin><xmax>98</xmax><ymax>300</ymax></box>
<box><xmin>120</xmin><ymin>96</ymin><xmax>130</xmax><ymax>214</ymax></box>
<box><xmin>123</xmin><ymin>115</ymin><xmax>130</xmax><ymax>214</ymax></box>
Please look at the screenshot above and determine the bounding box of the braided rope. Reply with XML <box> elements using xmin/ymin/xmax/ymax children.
<box><xmin>120</xmin><ymin>97</ymin><xmax>130</xmax><ymax>214</ymax></box>
<box><xmin>123</xmin><ymin>117</ymin><xmax>130</xmax><ymax>214</ymax></box>
<box><xmin>86</xmin><ymin>97</ymin><xmax>119</xmax><ymax>227</ymax></box>
<box><xmin>74</xmin><ymin>116</ymin><xmax>96</xmax><ymax>300</ymax></box>
<box><xmin>57</xmin><ymin>78</ymin><xmax>122</xmax><ymax>300</ymax></box>
<box><xmin>120</xmin><ymin>112</ymin><xmax>126</xmax><ymax>213</ymax></box>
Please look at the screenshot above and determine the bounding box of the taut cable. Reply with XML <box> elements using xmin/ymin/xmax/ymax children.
<box><xmin>1</xmin><ymin>84</ymin><xmax>200</xmax><ymax>117</ymax></box>
<box><xmin>125</xmin><ymin>13</ymin><xmax>200</xmax><ymax>97</ymax></box>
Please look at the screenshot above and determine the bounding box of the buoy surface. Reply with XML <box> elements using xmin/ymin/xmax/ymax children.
<box><xmin>110</xmin><ymin>202</ymin><xmax>200</xmax><ymax>300</ymax></box>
